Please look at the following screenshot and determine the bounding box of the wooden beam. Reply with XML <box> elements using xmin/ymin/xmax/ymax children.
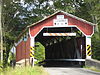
<box><xmin>43</xmin><ymin>33</ymin><xmax>76</xmax><ymax>36</ymax></box>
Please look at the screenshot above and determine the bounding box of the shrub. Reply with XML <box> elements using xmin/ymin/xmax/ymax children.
<box><xmin>0</xmin><ymin>66</ymin><xmax>49</xmax><ymax>75</ymax></box>
<box><xmin>34</xmin><ymin>42</ymin><xmax>45</xmax><ymax>64</ymax></box>
<box><xmin>92</xmin><ymin>33</ymin><xmax>100</xmax><ymax>60</ymax></box>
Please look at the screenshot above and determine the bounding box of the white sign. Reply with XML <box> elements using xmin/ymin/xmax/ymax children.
<box><xmin>53</xmin><ymin>15</ymin><xmax>68</xmax><ymax>26</ymax></box>
<box><xmin>10</xmin><ymin>46</ymin><xmax>16</xmax><ymax>54</ymax></box>
<box><xmin>57</xmin><ymin>15</ymin><xmax>64</xmax><ymax>19</ymax></box>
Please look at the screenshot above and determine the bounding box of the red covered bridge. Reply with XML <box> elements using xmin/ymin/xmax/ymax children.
<box><xmin>15</xmin><ymin>11</ymin><xmax>96</xmax><ymax>66</ymax></box>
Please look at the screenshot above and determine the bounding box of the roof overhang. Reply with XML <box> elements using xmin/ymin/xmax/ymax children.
<box><xmin>27</xmin><ymin>10</ymin><xmax>96</xmax><ymax>28</ymax></box>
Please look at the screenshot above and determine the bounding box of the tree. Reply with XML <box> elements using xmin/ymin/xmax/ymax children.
<box><xmin>0</xmin><ymin>0</ymin><xmax>3</xmax><ymax>64</ymax></box>
<box><xmin>83</xmin><ymin>0</ymin><xmax>100</xmax><ymax>60</ymax></box>
<box><xmin>2</xmin><ymin>0</ymin><xmax>55</xmax><ymax>67</ymax></box>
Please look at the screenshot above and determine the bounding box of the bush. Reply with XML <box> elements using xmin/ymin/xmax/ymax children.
<box><xmin>0</xmin><ymin>66</ymin><xmax>49</xmax><ymax>75</ymax></box>
<box><xmin>92</xmin><ymin>33</ymin><xmax>100</xmax><ymax>60</ymax></box>
<box><xmin>34</xmin><ymin>42</ymin><xmax>45</xmax><ymax>64</ymax></box>
<box><xmin>0</xmin><ymin>62</ymin><xmax>3</xmax><ymax>72</ymax></box>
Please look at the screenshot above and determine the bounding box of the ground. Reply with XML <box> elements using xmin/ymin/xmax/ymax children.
<box><xmin>45</xmin><ymin>67</ymin><xmax>100</xmax><ymax>75</ymax></box>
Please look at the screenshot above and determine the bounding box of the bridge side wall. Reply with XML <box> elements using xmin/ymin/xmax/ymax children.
<box><xmin>16</xmin><ymin>36</ymin><xmax>30</xmax><ymax>62</ymax></box>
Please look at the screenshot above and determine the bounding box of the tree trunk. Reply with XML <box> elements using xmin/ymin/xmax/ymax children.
<box><xmin>0</xmin><ymin>0</ymin><xmax>3</xmax><ymax>62</ymax></box>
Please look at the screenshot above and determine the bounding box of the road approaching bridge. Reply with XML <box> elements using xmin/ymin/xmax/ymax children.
<box><xmin>45</xmin><ymin>67</ymin><xmax>100</xmax><ymax>75</ymax></box>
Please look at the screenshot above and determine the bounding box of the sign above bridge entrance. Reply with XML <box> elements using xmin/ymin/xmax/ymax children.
<box><xmin>53</xmin><ymin>15</ymin><xmax>68</xmax><ymax>26</ymax></box>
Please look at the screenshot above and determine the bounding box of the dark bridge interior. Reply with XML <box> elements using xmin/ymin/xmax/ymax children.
<box><xmin>35</xmin><ymin>27</ymin><xmax>86</xmax><ymax>67</ymax></box>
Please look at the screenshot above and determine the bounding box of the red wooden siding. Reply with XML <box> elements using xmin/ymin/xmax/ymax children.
<box><xmin>16</xmin><ymin>36</ymin><xmax>30</xmax><ymax>62</ymax></box>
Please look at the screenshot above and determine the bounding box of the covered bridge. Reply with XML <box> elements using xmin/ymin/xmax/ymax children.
<box><xmin>15</xmin><ymin>11</ymin><xmax>96</xmax><ymax>66</ymax></box>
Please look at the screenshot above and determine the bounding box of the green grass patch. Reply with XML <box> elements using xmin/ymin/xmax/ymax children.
<box><xmin>84</xmin><ymin>66</ymin><xmax>100</xmax><ymax>72</ymax></box>
<box><xmin>0</xmin><ymin>66</ymin><xmax>49</xmax><ymax>75</ymax></box>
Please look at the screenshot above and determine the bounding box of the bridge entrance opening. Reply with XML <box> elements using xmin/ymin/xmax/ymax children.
<box><xmin>35</xmin><ymin>27</ymin><xmax>86</xmax><ymax>67</ymax></box>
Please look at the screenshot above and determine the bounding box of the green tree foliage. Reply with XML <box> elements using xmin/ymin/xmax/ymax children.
<box><xmin>84</xmin><ymin>0</ymin><xmax>100</xmax><ymax>60</ymax></box>
<box><xmin>54</xmin><ymin>0</ymin><xmax>74</xmax><ymax>12</ymax></box>
<box><xmin>34</xmin><ymin>42</ymin><xmax>45</xmax><ymax>63</ymax></box>
<box><xmin>2</xmin><ymin>0</ymin><xmax>54</xmax><ymax>67</ymax></box>
<box><xmin>84</xmin><ymin>0</ymin><xmax>100</xmax><ymax>29</ymax></box>
<box><xmin>92</xmin><ymin>36</ymin><xmax>100</xmax><ymax>60</ymax></box>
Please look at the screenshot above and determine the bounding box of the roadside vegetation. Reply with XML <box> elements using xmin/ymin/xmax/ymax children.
<box><xmin>34</xmin><ymin>42</ymin><xmax>45</xmax><ymax>65</ymax></box>
<box><xmin>0</xmin><ymin>66</ymin><xmax>49</xmax><ymax>75</ymax></box>
<box><xmin>84</xmin><ymin>66</ymin><xmax>100</xmax><ymax>72</ymax></box>
<box><xmin>92</xmin><ymin>35</ymin><xmax>100</xmax><ymax>60</ymax></box>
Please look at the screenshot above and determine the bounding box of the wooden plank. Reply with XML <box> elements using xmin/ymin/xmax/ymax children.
<box><xmin>43</xmin><ymin>33</ymin><xmax>76</xmax><ymax>36</ymax></box>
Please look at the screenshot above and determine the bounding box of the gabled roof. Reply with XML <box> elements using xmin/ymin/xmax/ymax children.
<box><xmin>27</xmin><ymin>10</ymin><xmax>96</xmax><ymax>28</ymax></box>
<box><xmin>16</xmin><ymin>10</ymin><xmax>96</xmax><ymax>42</ymax></box>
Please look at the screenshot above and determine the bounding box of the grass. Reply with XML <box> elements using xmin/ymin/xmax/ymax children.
<box><xmin>84</xmin><ymin>66</ymin><xmax>100</xmax><ymax>72</ymax></box>
<box><xmin>0</xmin><ymin>66</ymin><xmax>49</xmax><ymax>75</ymax></box>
